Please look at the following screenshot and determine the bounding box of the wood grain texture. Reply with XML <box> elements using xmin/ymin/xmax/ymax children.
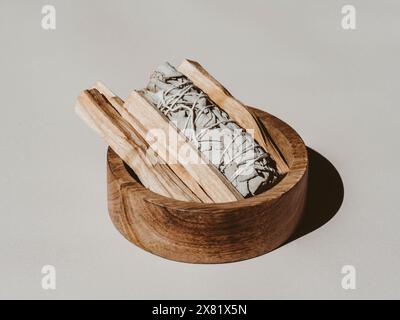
<box><xmin>125</xmin><ymin>90</ymin><xmax>243</xmax><ymax>203</ymax></box>
<box><xmin>107</xmin><ymin>106</ymin><xmax>308</xmax><ymax>263</ymax></box>
<box><xmin>91</xmin><ymin>82</ymin><xmax>215</xmax><ymax>203</ymax></box>
<box><xmin>76</xmin><ymin>88</ymin><xmax>200</xmax><ymax>202</ymax></box>
<box><xmin>178</xmin><ymin>59</ymin><xmax>289</xmax><ymax>175</ymax></box>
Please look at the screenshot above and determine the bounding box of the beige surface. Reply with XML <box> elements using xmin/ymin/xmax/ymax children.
<box><xmin>0</xmin><ymin>0</ymin><xmax>399</xmax><ymax>299</ymax></box>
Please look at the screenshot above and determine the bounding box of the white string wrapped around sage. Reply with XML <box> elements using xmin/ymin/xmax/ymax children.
<box><xmin>142</xmin><ymin>62</ymin><xmax>280</xmax><ymax>198</ymax></box>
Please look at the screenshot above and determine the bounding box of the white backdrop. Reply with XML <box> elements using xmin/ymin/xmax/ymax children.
<box><xmin>0</xmin><ymin>0</ymin><xmax>399</xmax><ymax>299</ymax></box>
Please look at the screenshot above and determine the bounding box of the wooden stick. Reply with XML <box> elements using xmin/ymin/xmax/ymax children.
<box><xmin>75</xmin><ymin>88</ymin><xmax>202</xmax><ymax>202</ymax></box>
<box><xmin>177</xmin><ymin>59</ymin><xmax>289</xmax><ymax>175</ymax></box>
<box><xmin>125</xmin><ymin>90</ymin><xmax>244</xmax><ymax>203</ymax></box>
<box><xmin>92</xmin><ymin>82</ymin><xmax>213</xmax><ymax>203</ymax></box>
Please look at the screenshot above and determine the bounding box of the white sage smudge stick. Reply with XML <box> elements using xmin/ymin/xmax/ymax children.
<box><xmin>142</xmin><ymin>62</ymin><xmax>280</xmax><ymax>197</ymax></box>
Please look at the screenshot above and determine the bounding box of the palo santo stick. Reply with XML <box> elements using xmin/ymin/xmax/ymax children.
<box><xmin>75</xmin><ymin>88</ymin><xmax>201</xmax><ymax>202</ymax></box>
<box><xmin>92</xmin><ymin>82</ymin><xmax>213</xmax><ymax>203</ymax></box>
<box><xmin>178</xmin><ymin>59</ymin><xmax>289</xmax><ymax>175</ymax></box>
<box><xmin>125</xmin><ymin>91</ymin><xmax>244</xmax><ymax>203</ymax></box>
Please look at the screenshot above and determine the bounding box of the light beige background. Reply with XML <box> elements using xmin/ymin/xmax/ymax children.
<box><xmin>0</xmin><ymin>0</ymin><xmax>399</xmax><ymax>299</ymax></box>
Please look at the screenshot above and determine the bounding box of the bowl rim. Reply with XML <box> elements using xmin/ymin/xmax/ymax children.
<box><xmin>107</xmin><ymin>106</ymin><xmax>308</xmax><ymax>211</ymax></box>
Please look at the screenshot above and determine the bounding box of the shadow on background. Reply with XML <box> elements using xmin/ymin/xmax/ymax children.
<box><xmin>287</xmin><ymin>147</ymin><xmax>344</xmax><ymax>242</ymax></box>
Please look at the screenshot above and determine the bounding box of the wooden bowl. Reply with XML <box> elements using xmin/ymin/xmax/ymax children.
<box><xmin>107</xmin><ymin>107</ymin><xmax>308</xmax><ymax>263</ymax></box>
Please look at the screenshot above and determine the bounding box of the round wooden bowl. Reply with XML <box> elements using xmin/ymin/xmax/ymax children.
<box><xmin>107</xmin><ymin>107</ymin><xmax>308</xmax><ymax>264</ymax></box>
